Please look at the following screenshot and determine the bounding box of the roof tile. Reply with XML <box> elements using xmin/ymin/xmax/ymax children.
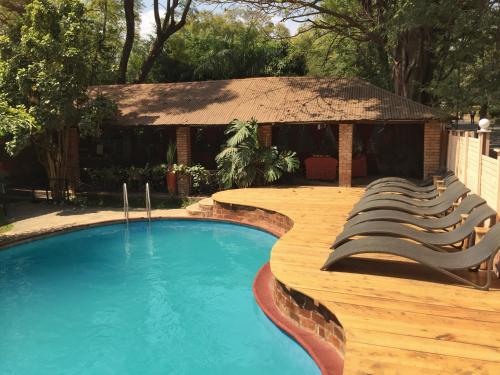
<box><xmin>89</xmin><ymin>76</ymin><xmax>446</xmax><ymax>126</ymax></box>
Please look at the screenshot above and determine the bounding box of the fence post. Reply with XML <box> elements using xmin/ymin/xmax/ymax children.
<box><xmin>463</xmin><ymin>131</ymin><xmax>470</xmax><ymax>185</ymax></box>
<box><xmin>454</xmin><ymin>131</ymin><xmax>461</xmax><ymax>178</ymax></box>
<box><xmin>446</xmin><ymin>131</ymin><xmax>451</xmax><ymax>170</ymax></box>
<box><xmin>478</xmin><ymin>131</ymin><xmax>491</xmax><ymax>196</ymax></box>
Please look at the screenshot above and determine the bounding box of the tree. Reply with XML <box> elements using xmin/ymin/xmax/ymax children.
<box><xmin>86</xmin><ymin>0</ymin><xmax>126</xmax><ymax>84</ymax></box>
<box><xmin>216</xmin><ymin>119</ymin><xmax>299</xmax><ymax>188</ymax></box>
<box><xmin>0</xmin><ymin>0</ymin><xmax>30</xmax><ymax>31</ymax></box>
<box><xmin>293</xmin><ymin>29</ymin><xmax>391</xmax><ymax>90</ymax></box>
<box><xmin>149</xmin><ymin>10</ymin><xmax>305</xmax><ymax>82</ymax></box>
<box><xmin>214</xmin><ymin>0</ymin><xmax>495</xmax><ymax>105</ymax></box>
<box><xmin>135</xmin><ymin>0</ymin><xmax>193</xmax><ymax>83</ymax></box>
<box><xmin>0</xmin><ymin>0</ymin><xmax>115</xmax><ymax>199</ymax></box>
<box><xmin>118</xmin><ymin>0</ymin><xmax>135</xmax><ymax>83</ymax></box>
<box><xmin>427</xmin><ymin>2</ymin><xmax>500</xmax><ymax>117</ymax></box>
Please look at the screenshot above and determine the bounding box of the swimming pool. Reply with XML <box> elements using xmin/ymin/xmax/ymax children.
<box><xmin>0</xmin><ymin>220</ymin><xmax>320</xmax><ymax>374</ymax></box>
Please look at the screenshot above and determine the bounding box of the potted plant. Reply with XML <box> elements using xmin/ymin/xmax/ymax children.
<box><xmin>166</xmin><ymin>142</ymin><xmax>177</xmax><ymax>194</ymax></box>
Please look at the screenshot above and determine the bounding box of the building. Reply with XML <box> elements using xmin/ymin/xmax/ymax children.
<box><xmin>85</xmin><ymin>76</ymin><xmax>448</xmax><ymax>194</ymax></box>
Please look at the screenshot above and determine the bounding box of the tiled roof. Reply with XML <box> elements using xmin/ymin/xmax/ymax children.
<box><xmin>90</xmin><ymin>76</ymin><xmax>446</xmax><ymax>127</ymax></box>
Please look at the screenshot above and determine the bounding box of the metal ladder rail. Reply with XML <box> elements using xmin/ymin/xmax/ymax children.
<box><xmin>145</xmin><ymin>182</ymin><xmax>151</xmax><ymax>222</ymax></box>
<box><xmin>123</xmin><ymin>183</ymin><xmax>129</xmax><ymax>223</ymax></box>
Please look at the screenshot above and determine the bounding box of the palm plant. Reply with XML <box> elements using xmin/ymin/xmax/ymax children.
<box><xmin>216</xmin><ymin>119</ymin><xmax>299</xmax><ymax>188</ymax></box>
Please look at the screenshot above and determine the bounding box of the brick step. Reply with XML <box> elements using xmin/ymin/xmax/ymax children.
<box><xmin>197</xmin><ymin>198</ymin><xmax>214</xmax><ymax>212</ymax></box>
<box><xmin>186</xmin><ymin>198</ymin><xmax>213</xmax><ymax>218</ymax></box>
<box><xmin>185</xmin><ymin>203</ymin><xmax>203</xmax><ymax>216</ymax></box>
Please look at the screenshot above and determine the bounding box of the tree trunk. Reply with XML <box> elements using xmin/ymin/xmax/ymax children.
<box><xmin>392</xmin><ymin>27</ymin><xmax>434</xmax><ymax>104</ymax></box>
<box><xmin>134</xmin><ymin>0</ymin><xmax>193</xmax><ymax>83</ymax></box>
<box><xmin>135</xmin><ymin>35</ymin><xmax>167</xmax><ymax>83</ymax></box>
<box><xmin>117</xmin><ymin>0</ymin><xmax>135</xmax><ymax>84</ymax></box>
<box><xmin>479</xmin><ymin>103</ymin><xmax>488</xmax><ymax>119</ymax></box>
<box><xmin>91</xmin><ymin>0</ymin><xmax>108</xmax><ymax>85</ymax></box>
<box><xmin>35</xmin><ymin>129</ymin><xmax>71</xmax><ymax>202</ymax></box>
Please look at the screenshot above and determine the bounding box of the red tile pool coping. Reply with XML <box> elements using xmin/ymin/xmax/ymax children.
<box><xmin>253</xmin><ymin>263</ymin><xmax>344</xmax><ymax>375</ymax></box>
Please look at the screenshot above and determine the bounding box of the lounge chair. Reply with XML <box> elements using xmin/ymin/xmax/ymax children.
<box><xmin>356</xmin><ymin>182</ymin><xmax>468</xmax><ymax>207</ymax></box>
<box><xmin>343</xmin><ymin>194</ymin><xmax>486</xmax><ymax>231</ymax></box>
<box><xmin>363</xmin><ymin>175</ymin><xmax>458</xmax><ymax>199</ymax></box>
<box><xmin>347</xmin><ymin>184</ymin><xmax>470</xmax><ymax>219</ymax></box>
<box><xmin>322</xmin><ymin>223</ymin><xmax>500</xmax><ymax>290</ymax></box>
<box><xmin>333</xmin><ymin>204</ymin><xmax>497</xmax><ymax>250</ymax></box>
<box><xmin>366</xmin><ymin>171</ymin><xmax>453</xmax><ymax>190</ymax></box>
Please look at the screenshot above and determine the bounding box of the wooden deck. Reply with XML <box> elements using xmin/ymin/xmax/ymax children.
<box><xmin>212</xmin><ymin>186</ymin><xmax>500</xmax><ymax>374</ymax></box>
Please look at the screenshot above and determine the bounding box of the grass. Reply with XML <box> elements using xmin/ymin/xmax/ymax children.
<box><xmin>0</xmin><ymin>212</ymin><xmax>12</xmax><ymax>234</ymax></box>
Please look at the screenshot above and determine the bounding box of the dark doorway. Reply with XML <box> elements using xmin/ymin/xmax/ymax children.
<box><xmin>356</xmin><ymin>123</ymin><xmax>424</xmax><ymax>179</ymax></box>
<box><xmin>191</xmin><ymin>127</ymin><xmax>226</xmax><ymax>170</ymax></box>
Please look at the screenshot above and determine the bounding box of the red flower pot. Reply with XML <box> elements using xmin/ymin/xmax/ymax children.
<box><xmin>166</xmin><ymin>171</ymin><xmax>177</xmax><ymax>194</ymax></box>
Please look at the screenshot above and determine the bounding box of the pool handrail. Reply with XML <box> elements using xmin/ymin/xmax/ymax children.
<box><xmin>123</xmin><ymin>183</ymin><xmax>129</xmax><ymax>223</ymax></box>
<box><xmin>145</xmin><ymin>182</ymin><xmax>151</xmax><ymax>222</ymax></box>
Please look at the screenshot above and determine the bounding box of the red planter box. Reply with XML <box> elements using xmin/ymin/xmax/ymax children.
<box><xmin>304</xmin><ymin>157</ymin><xmax>338</xmax><ymax>181</ymax></box>
<box><xmin>352</xmin><ymin>154</ymin><xmax>367</xmax><ymax>178</ymax></box>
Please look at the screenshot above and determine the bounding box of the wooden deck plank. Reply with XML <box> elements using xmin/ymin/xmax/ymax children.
<box><xmin>212</xmin><ymin>186</ymin><xmax>500</xmax><ymax>373</ymax></box>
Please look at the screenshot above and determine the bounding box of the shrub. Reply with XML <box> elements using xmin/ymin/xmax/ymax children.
<box><xmin>216</xmin><ymin>119</ymin><xmax>299</xmax><ymax>188</ymax></box>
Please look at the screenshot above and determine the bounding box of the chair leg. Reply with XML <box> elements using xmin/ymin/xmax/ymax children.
<box><xmin>433</xmin><ymin>257</ymin><xmax>493</xmax><ymax>290</ymax></box>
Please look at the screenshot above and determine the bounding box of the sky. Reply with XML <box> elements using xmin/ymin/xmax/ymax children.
<box><xmin>139</xmin><ymin>1</ymin><xmax>300</xmax><ymax>38</ymax></box>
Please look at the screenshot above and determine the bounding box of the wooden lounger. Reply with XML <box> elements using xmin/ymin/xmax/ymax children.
<box><xmin>322</xmin><ymin>224</ymin><xmax>500</xmax><ymax>290</ymax></box>
<box><xmin>333</xmin><ymin>204</ymin><xmax>497</xmax><ymax>250</ymax></box>
<box><xmin>344</xmin><ymin>195</ymin><xmax>486</xmax><ymax>230</ymax></box>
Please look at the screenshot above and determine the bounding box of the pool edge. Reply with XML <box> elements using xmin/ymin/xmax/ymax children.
<box><xmin>253</xmin><ymin>263</ymin><xmax>344</xmax><ymax>375</ymax></box>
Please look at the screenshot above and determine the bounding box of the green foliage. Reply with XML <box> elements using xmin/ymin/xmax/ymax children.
<box><xmin>166</xmin><ymin>141</ymin><xmax>176</xmax><ymax>166</ymax></box>
<box><xmin>216</xmin><ymin>119</ymin><xmax>299</xmax><ymax>188</ymax></box>
<box><xmin>172</xmin><ymin>163</ymin><xmax>210</xmax><ymax>193</ymax></box>
<box><xmin>149</xmin><ymin>10</ymin><xmax>306</xmax><ymax>82</ymax></box>
<box><xmin>0</xmin><ymin>0</ymin><xmax>117</xmax><ymax>199</ymax></box>
<box><xmin>294</xmin><ymin>31</ymin><xmax>392</xmax><ymax>90</ymax></box>
<box><xmin>85</xmin><ymin>0</ymin><xmax>126</xmax><ymax>84</ymax></box>
<box><xmin>79</xmin><ymin>95</ymin><xmax>117</xmax><ymax>138</ymax></box>
<box><xmin>81</xmin><ymin>163</ymin><xmax>167</xmax><ymax>192</ymax></box>
<box><xmin>0</xmin><ymin>98</ymin><xmax>40</xmax><ymax>156</ymax></box>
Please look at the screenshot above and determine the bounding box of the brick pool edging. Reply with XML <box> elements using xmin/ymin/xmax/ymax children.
<box><xmin>212</xmin><ymin>200</ymin><xmax>346</xmax><ymax>374</ymax></box>
<box><xmin>254</xmin><ymin>263</ymin><xmax>344</xmax><ymax>375</ymax></box>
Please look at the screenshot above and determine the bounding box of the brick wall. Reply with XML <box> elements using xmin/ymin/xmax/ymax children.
<box><xmin>339</xmin><ymin>124</ymin><xmax>353</xmax><ymax>187</ymax></box>
<box><xmin>258</xmin><ymin>124</ymin><xmax>273</xmax><ymax>147</ymax></box>
<box><xmin>176</xmin><ymin>127</ymin><xmax>192</xmax><ymax>196</ymax></box>
<box><xmin>274</xmin><ymin>280</ymin><xmax>345</xmax><ymax>356</ymax></box>
<box><xmin>423</xmin><ymin>121</ymin><xmax>442</xmax><ymax>178</ymax></box>
<box><xmin>212</xmin><ymin>199</ymin><xmax>345</xmax><ymax>356</ymax></box>
<box><xmin>212</xmin><ymin>201</ymin><xmax>293</xmax><ymax>237</ymax></box>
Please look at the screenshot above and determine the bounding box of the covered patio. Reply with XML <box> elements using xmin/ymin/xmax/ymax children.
<box><xmin>88</xmin><ymin>76</ymin><xmax>447</xmax><ymax>194</ymax></box>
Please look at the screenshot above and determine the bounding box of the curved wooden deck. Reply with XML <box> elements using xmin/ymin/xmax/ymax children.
<box><xmin>212</xmin><ymin>186</ymin><xmax>500</xmax><ymax>374</ymax></box>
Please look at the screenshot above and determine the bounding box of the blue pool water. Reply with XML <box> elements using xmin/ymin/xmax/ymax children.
<box><xmin>0</xmin><ymin>220</ymin><xmax>320</xmax><ymax>375</ymax></box>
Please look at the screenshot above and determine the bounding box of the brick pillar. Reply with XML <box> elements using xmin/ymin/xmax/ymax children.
<box><xmin>338</xmin><ymin>123</ymin><xmax>353</xmax><ymax>187</ymax></box>
<box><xmin>66</xmin><ymin>127</ymin><xmax>80</xmax><ymax>193</ymax></box>
<box><xmin>258</xmin><ymin>124</ymin><xmax>272</xmax><ymax>147</ymax></box>
<box><xmin>423</xmin><ymin>121</ymin><xmax>442</xmax><ymax>179</ymax></box>
<box><xmin>176</xmin><ymin>127</ymin><xmax>191</xmax><ymax>196</ymax></box>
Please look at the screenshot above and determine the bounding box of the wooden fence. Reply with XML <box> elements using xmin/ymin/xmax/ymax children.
<box><xmin>447</xmin><ymin>130</ymin><xmax>500</xmax><ymax>214</ymax></box>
